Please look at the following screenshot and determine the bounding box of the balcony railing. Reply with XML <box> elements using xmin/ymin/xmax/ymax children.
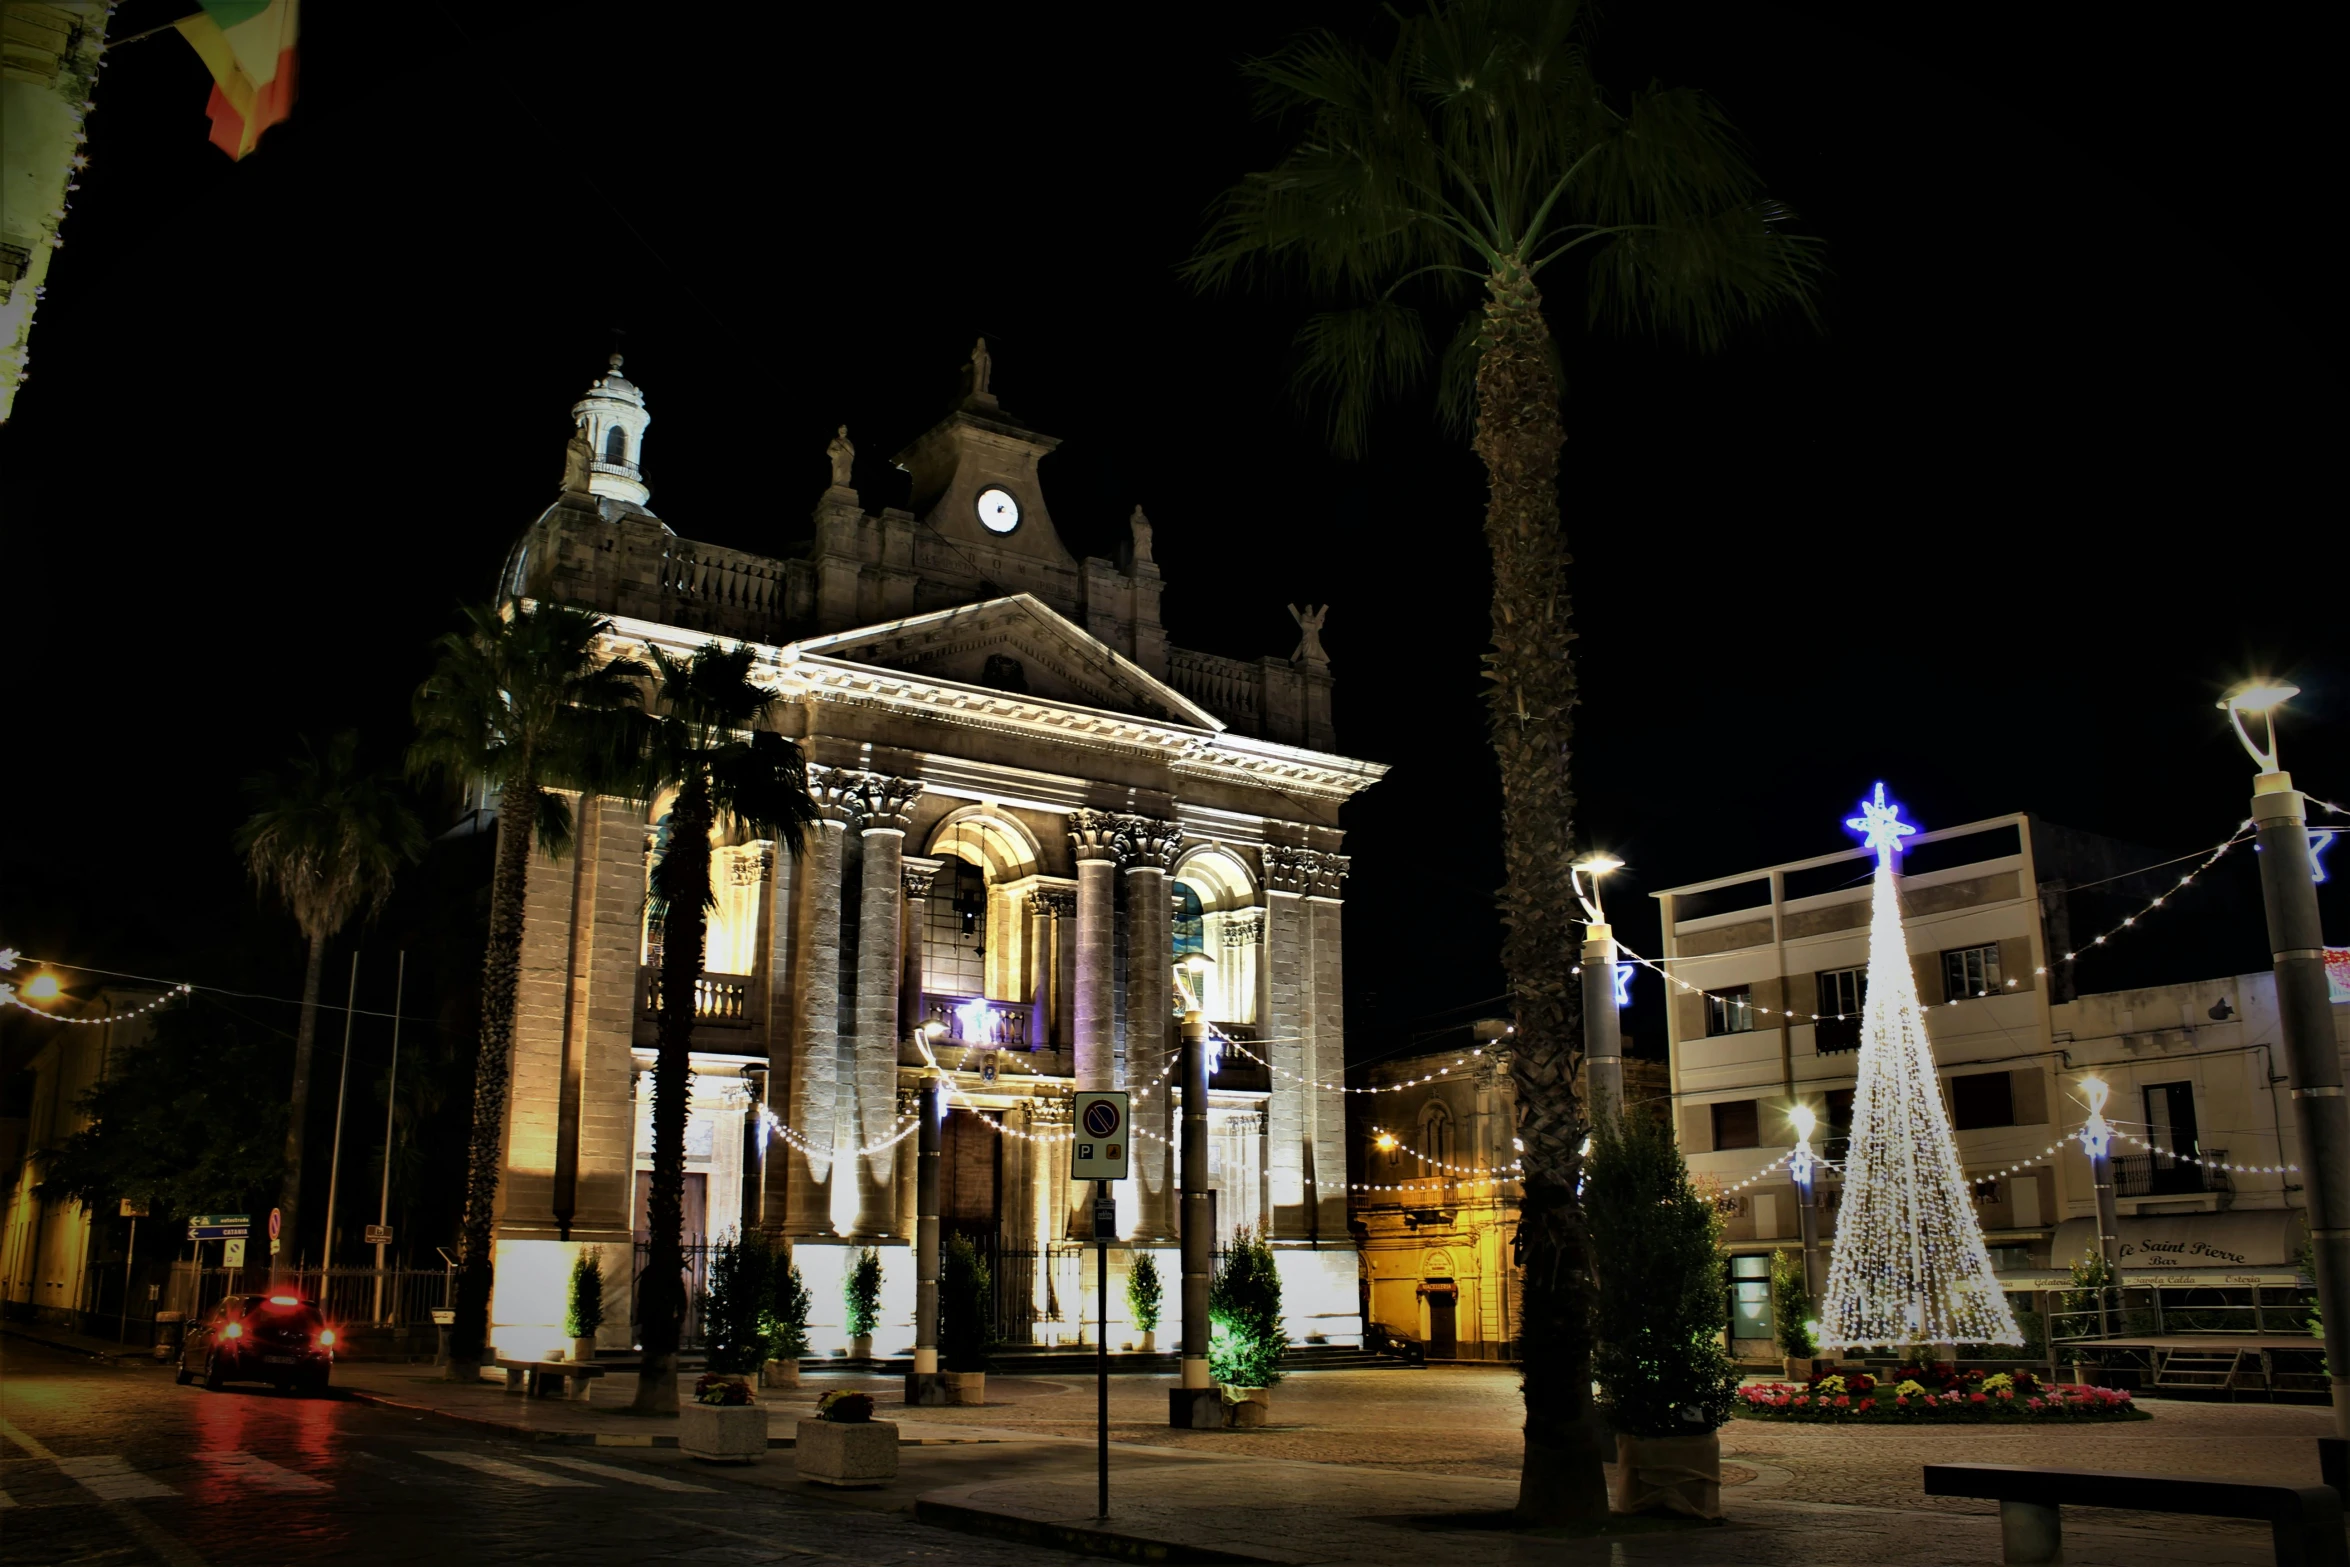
<box><xmin>639</xmin><ymin>968</ymin><xmax>755</xmax><ymax>1027</ymax></box>
<box><xmin>2115</xmin><ymin>1149</ymin><xmax>2233</xmax><ymax>1200</ymax></box>
<box><xmin>925</xmin><ymin>993</ymin><xmax>1037</xmax><ymax>1050</ymax></box>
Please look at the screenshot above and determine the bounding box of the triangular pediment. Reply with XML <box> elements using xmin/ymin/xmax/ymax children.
<box><xmin>787</xmin><ymin>595</ymin><xmax>1222</xmax><ymax>731</ymax></box>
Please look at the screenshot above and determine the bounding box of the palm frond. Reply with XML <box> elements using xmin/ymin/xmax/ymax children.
<box><xmin>238</xmin><ymin>731</ymin><xmax>424</xmax><ymax>945</ymax></box>
<box><xmin>1294</xmin><ymin>303</ymin><xmax>1434</xmax><ymax>458</ymax></box>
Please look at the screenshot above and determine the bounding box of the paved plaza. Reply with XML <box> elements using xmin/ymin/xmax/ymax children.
<box><xmin>10</xmin><ymin>1325</ymin><xmax>2337</xmax><ymax>1565</ymax></box>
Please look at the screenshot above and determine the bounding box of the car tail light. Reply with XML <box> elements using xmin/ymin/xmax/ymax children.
<box><xmin>223</xmin><ymin>1322</ymin><xmax>242</xmax><ymax>1339</ymax></box>
<box><xmin>268</xmin><ymin>1295</ymin><xmax>301</xmax><ymax>1306</ymax></box>
<box><xmin>317</xmin><ymin>1329</ymin><xmax>336</xmax><ymax>1348</ymax></box>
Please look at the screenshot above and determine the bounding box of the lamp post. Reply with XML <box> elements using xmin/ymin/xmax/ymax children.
<box><xmin>1788</xmin><ymin>1103</ymin><xmax>1824</xmax><ymax>1313</ymax></box>
<box><xmin>1172</xmin><ymin>954</ymin><xmax>1216</xmax><ymax>1427</ymax></box>
<box><xmin>1572</xmin><ymin>855</ymin><xmax>1625</xmax><ymax>1124</ymax></box>
<box><xmin>2219</xmin><ymin>681</ymin><xmax>2350</xmax><ymax>1436</ymax></box>
<box><xmin>2077</xmin><ymin>1073</ymin><xmax>2120</xmax><ymax>1339</ymax></box>
<box><xmin>910</xmin><ymin>1022</ymin><xmax>946</xmax><ymax>1403</ymax></box>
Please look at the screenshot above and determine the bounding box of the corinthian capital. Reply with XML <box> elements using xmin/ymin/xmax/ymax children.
<box><xmin>1029</xmin><ymin>886</ymin><xmax>1077</xmax><ymax>918</ymax></box>
<box><xmin>806</xmin><ymin>763</ymin><xmax>859</xmax><ymax>826</ymax></box>
<box><xmin>1260</xmin><ymin>844</ymin><xmax>1318</xmax><ymax>895</ymax></box>
<box><xmin>836</xmin><ymin>770</ymin><xmax>920</xmax><ymax>833</ymax></box>
<box><xmin>1310</xmin><ymin>852</ymin><xmax>1350</xmax><ymax>900</ymax></box>
<box><xmin>1068</xmin><ymin>808</ymin><xmax>1122</xmax><ymax>863</ymax></box>
<box><xmin>1112</xmin><ymin>813</ymin><xmax>1182</xmax><ymax>873</ymax></box>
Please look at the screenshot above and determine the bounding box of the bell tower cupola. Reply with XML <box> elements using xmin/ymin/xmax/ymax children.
<box><xmin>568</xmin><ymin>354</ymin><xmax>653</xmax><ymax>510</ymax></box>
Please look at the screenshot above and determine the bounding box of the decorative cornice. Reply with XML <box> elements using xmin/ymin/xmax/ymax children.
<box><xmin>835</xmin><ymin>769</ymin><xmax>920</xmax><ymax>833</ymax></box>
<box><xmin>1112</xmin><ymin>813</ymin><xmax>1182</xmax><ymax>874</ymax></box>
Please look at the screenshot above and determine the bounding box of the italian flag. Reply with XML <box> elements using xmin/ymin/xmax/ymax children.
<box><xmin>173</xmin><ymin>1</ymin><xmax>301</xmax><ymax>160</ymax></box>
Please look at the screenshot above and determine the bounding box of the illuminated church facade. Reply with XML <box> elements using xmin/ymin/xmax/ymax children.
<box><xmin>485</xmin><ymin>347</ymin><xmax>1385</xmax><ymax>1358</ymax></box>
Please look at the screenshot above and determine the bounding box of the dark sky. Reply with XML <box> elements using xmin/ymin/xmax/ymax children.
<box><xmin>4</xmin><ymin>1</ymin><xmax>2342</xmax><ymax>1064</ymax></box>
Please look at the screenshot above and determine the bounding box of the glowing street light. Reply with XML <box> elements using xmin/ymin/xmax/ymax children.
<box><xmin>1573</xmin><ymin>855</ymin><xmax>1627</xmax><ymax>1123</ymax></box>
<box><xmin>1787</xmin><ymin>1102</ymin><xmax>1824</xmax><ymax>1329</ymax></box>
<box><xmin>22</xmin><ymin>970</ymin><xmax>61</xmax><ymax>1002</ymax></box>
<box><xmin>2218</xmin><ymin>680</ymin><xmax>2301</xmax><ymax>774</ymax></box>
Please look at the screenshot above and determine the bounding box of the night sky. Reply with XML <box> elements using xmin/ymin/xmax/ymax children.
<box><xmin>4</xmin><ymin>1</ymin><xmax>2341</xmax><ymax>1069</ymax></box>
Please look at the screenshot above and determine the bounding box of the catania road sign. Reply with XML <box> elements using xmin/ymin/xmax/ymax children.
<box><xmin>1070</xmin><ymin>1091</ymin><xmax>1130</xmax><ymax>1182</ymax></box>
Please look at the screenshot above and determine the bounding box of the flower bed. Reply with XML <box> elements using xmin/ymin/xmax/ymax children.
<box><xmin>1735</xmin><ymin>1367</ymin><xmax>2145</xmax><ymax>1423</ymax></box>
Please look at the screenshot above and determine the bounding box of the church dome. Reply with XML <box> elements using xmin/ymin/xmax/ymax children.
<box><xmin>569</xmin><ymin>353</ymin><xmax>652</xmax><ymax>508</ymax></box>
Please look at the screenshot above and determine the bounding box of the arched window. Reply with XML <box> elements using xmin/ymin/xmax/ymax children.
<box><xmin>604</xmin><ymin>425</ymin><xmax>630</xmax><ymax>464</ymax></box>
<box><xmin>1171</xmin><ymin>882</ymin><xmax>1204</xmax><ymax>962</ymax></box>
<box><xmin>1417</xmin><ymin>1100</ymin><xmax>1454</xmax><ymax>1177</ymax></box>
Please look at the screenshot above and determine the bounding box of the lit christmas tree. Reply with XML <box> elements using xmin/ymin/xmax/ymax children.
<box><xmin>1817</xmin><ymin>784</ymin><xmax>2022</xmax><ymax>1351</ymax></box>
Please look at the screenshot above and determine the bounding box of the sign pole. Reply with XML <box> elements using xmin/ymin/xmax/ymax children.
<box><xmin>119</xmin><ymin>1216</ymin><xmax>136</xmax><ymax>1344</ymax></box>
<box><xmin>322</xmin><ymin>953</ymin><xmax>360</xmax><ymax>1273</ymax></box>
<box><xmin>1097</xmin><ymin>1177</ymin><xmax>1109</xmax><ymax>1520</ymax></box>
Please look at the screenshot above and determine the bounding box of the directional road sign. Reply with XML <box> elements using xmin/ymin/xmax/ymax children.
<box><xmin>1070</xmin><ymin>1091</ymin><xmax>1130</xmax><ymax>1182</ymax></box>
<box><xmin>189</xmin><ymin>1214</ymin><xmax>249</xmax><ymax>1229</ymax></box>
<box><xmin>188</xmin><ymin>1223</ymin><xmax>250</xmax><ymax>1241</ymax></box>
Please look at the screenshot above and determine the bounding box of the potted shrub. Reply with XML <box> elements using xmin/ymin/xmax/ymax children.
<box><xmin>1586</xmin><ymin>1111</ymin><xmax>1737</xmax><ymax>1519</ymax></box>
<box><xmin>795</xmin><ymin>1389</ymin><xmax>898</xmax><ymax>1488</ymax></box>
<box><xmin>1127</xmin><ymin>1251</ymin><xmax>1163</xmax><ymax>1354</ymax></box>
<box><xmin>939</xmin><ymin>1233</ymin><xmax>993</xmax><ymax>1405</ymax></box>
<box><xmin>1209</xmin><ymin>1227</ymin><xmax>1286</xmax><ymax>1428</ymax></box>
<box><xmin>845</xmin><ymin>1247</ymin><xmax>882</xmax><ymax>1361</ymax></box>
<box><xmin>565</xmin><ymin>1248</ymin><xmax>605</xmax><ymax>1368</ymax></box>
<box><xmin>680</xmin><ymin>1232</ymin><xmax>768</xmax><ymax>1463</ymax></box>
<box><xmin>1770</xmin><ymin>1249</ymin><xmax>1821</xmax><ymax>1382</ymax></box>
<box><xmin>761</xmin><ymin>1251</ymin><xmax>810</xmax><ymax>1389</ymax></box>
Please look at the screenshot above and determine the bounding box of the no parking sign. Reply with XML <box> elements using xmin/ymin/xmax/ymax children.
<box><xmin>1070</xmin><ymin>1091</ymin><xmax>1129</xmax><ymax>1182</ymax></box>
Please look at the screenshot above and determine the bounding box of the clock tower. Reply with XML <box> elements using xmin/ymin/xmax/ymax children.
<box><xmin>891</xmin><ymin>338</ymin><xmax>1077</xmax><ymax>569</ymax></box>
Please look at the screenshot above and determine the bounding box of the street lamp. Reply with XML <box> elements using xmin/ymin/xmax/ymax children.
<box><xmin>2076</xmin><ymin>1074</ymin><xmax>2121</xmax><ymax>1338</ymax></box>
<box><xmin>1572</xmin><ymin>855</ymin><xmax>1626</xmax><ymax>1123</ymax></box>
<box><xmin>22</xmin><ymin>970</ymin><xmax>61</xmax><ymax>1002</ymax></box>
<box><xmin>2218</xmin><ymin>680</ymin><xmax>2350</xmax><ymax>1437</ymax></box>
<box><xmin>1787</xmin><ymin>1103</ymin><xmax>1825</xmax><ymax>1324</ymax></box>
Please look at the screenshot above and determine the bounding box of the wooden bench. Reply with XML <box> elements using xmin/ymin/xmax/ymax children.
<box><xmin>1924</xmin><ymin>1462</ymin><xmax>2348</xmax><ymax>1566</ymax></box>
<box><xmin>493</xmin><ymin>1358</ymin><xmax>605</xmax><ymax>1401</ymax></box>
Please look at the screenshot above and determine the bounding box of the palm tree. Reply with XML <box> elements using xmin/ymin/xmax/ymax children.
<box><xmin>625</xmin><ymin>643</ymin><xmax>817</xmax><ymax>1414</ymax></box>
<box><xmin>408</xmin><ymin>601</ymin><xmax>649</xmax><ymax>1380</ymax></box>
<box><xmin>237</xmin><ymin>732</ymin><xmax>424</xmax><ymax>1279</ymax></box>
<box><xmin>1187</xmin><ymin>0</ymin><xmax>1819</xmax><ymax>1522</ymax></box>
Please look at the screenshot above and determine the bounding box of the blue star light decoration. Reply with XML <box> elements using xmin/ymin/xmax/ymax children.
<box><xmin>1844</xmin><ymin>781</ymin><xmax>1918</xmax><ymax>864</ymax></box>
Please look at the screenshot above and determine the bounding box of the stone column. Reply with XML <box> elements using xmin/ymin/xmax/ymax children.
<box><xmin>843</xmin><ymin>771</ymin><xmax>920</xmax><ymax>1238</ymax></box>
<box><xmin>1260</xmin><ymin>845</ymin><xmax>1315</xmax><ymax>1240</ymax></box>
<box><xmin>1306</xmin><ymin>852</ymin><xmax>1351</xmax><ymax>1238</ymax></box>
<box><xmin>758</xmin><ymin>828</ymin><xmax>800</xmax><ymax>1239</ymax></box>
<box><xmin>784</xmin><ymin>769</ymin><xmax>856</xmax><ymax>1237</ymax></box>
<box><xmin>1069</xmin><ymin>811</ymin><xmax>1120</xmax><ymax>1093</ymax></box>
<box><xmin>1117</xmin><ymin>814</ymin><xmax>1182</xmax><ymax>1239</ymax></box>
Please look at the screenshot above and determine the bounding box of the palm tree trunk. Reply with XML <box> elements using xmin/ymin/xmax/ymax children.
<box><xmin>634</xmin><ymin>776</ymin><xmax>712</xmax><ymax>1415</ymax></box>
<box><xmin>447</xmin><ymin>762</ymin><xmax>539</xmax><ymax>1378</ymax></box>
<box><xmin>275</xmin><ymin>931</ymin><xmax>327</xmax><ymax>1285</ymax></box>
<box><xmin>1475</xmin><ymin>260</ymin><xmax>1609</xmax><ymax>1525</ymax></box>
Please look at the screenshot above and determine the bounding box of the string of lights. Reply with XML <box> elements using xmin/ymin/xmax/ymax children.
<box><xmin>760</xmin><ymin>1108</ymin><xmax>919</xmax><ymax>1161</ymax></box>
<box><xmin>1217</xmin><ymin>1030</ymin><xmax>1482</xmax><ymax>1096</ymax></box>
<box><xmin>2109</xmin><ymin>1128</ymin><xmax>2297</xmax><ymax>1176</ymax></box>
<box><xmin>0</xmin><ymin>981</ymin><xmax>193</xmax><ymax>1025</ymax></box>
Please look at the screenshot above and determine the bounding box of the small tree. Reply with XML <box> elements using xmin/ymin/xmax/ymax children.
<box><xmin>1126</xmin><ymin>1252</ymin><xmax>1163</xmax><ymax>1339</ymax></box>
<box><xmin>566</xmin><ymin>1249</ymin><xmax>606</xmax><ymax>1343</ymax></box>
<box><xmin>762</xmin><ymin>1256</ymin><xmax>811</xmax><ymax>1364</ymax></box>
<box><xmin>845</xmin><ymin>1247</ymin><xmax>883</xmax><ymax>1343</ymax></box>
<box><xmin>942</xmin><ymin>1233</ymin><xmax>995</xmax><ymax>1373</ymax></box>
<box><xmin>702</xmin><ymin>1231</ymin><xmax>772</xmax><ymax>1377</ymax></box>
<box><xmin>1209</xmin><ymin>1227</ymin><xmax>1286</xmax><ymax>1389</ymax></box>
<box><xmin>1585</xmin><ymin>1112</ymin><xmax>1737</xmax><ymax>1438</ymax></box>
<box><xmin>1769</xmin><ymin>1250</ymin><xmax>1813</xmax><ymax>1360</ymax></box>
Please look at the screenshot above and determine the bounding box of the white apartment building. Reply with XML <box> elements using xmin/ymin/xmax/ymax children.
<box><xmin>1654</xmin><ymin>811</ymin><xmax>2343</xmax><ymax>1359</ymax></box>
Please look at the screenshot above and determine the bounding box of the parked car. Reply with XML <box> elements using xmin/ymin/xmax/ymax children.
<box><xmin>175</xmin><ymin>1293</ymin><xmax>336</xmax><ymax>1395</ymax></box>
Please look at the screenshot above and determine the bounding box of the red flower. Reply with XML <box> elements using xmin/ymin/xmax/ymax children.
<box><xmin>1832</xmin><ymin>1395</ymin><xmax>1851</xmax><ymax>1408</ymax></box>
<box><xmin>1969</xmin><ymin>1392</ymin><xmax>1988</xmax><ymax>1404</ymax></box>
<box><xmin>1996</xmin><ymin>1388</ymin><xmax>2014</xmax><ymax>1400</ymax></box>
<box><xmin>1895</xmin><ymin>1395</ymin><xmax>1910</xmax><ymax>1407</ymax></box>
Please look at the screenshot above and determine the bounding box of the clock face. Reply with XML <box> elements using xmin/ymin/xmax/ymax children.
<box><xmin>975</xmin><ymin>486</ymin><xmax>1021</xmax><ymax>534</ymax></box>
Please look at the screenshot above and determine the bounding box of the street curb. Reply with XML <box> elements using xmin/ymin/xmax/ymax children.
<box><xmin>913</xmin><ymin>1491</ymin><xmax>1278</xmax><ymax>1565</ymax></box>
<box><xmin>339</xmin><ymin>1386</ymin><xmax>1000</xmax><ymax>1449</ymax></box>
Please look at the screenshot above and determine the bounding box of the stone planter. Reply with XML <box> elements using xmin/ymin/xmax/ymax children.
<box><xmin>941</xmin><ymin>1371</ymin><xmax>984</xmax><ymax>1406</ymax></box>
<box><xmin>1783</xmin><ymin>1356</ymin><xmax>1829</xmax><ymax>1382</ymax></box>
<box><xmin>678</xmin><ymin>1402</ymin><xmax>767</xmax><ymax>1464</ymax></box>
<box><xmin>851</xmin><ymin>1334</ymin><xmax>873</xmax><ymax>1361</ymax></box>
<box><xmin>1610</xmin><ymin>1431</ymin><xmax>1722</xmax><ymax>1520</ymax></box>
<box><xmin>761</xmin><ymin>1358</ymin><xmax>800</xmax><ymax>1390</ymax></box>
<box><xmin>1139</xmin><ymin>1329</ymin><xmax>1156</xmax><ymax>1354</ymax></box>
<box><xmin>795</xmin><ymin>1417</ymin><xmax>897</xmax><ymax>1488</ymax></box>
<box><xmin>1221</xmin><ymin>1387</ymin><xmax>1271</xmax><ymax>1429</ymax></box>
<box><xmin>572</xmin><ymin>1337</ymin><xmax>599</xmax><ymax>1368</ymax></box>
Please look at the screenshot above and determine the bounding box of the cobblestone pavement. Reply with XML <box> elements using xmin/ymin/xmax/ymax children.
<box><xmin>0</xmin><ymin>1335</ymin><xmax>1085</xmax><ymax>1567</ymax></box>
